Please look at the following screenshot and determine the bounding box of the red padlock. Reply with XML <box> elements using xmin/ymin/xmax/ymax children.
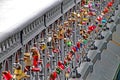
<box><xmin>76</xmin><ymin>42</ymin><xmax>81</xmax><ymax>48</ymax></box>
<box><xmin>2</xmin><ymin>71</ymin><xmax>12</xmax><ymax>80</ymax></box>
<box><xmin>52</xmin><ymin>71</ymin><xmax>57</xmax><ymax>78</ymax></box>
<box><xmin>53</xmin><ymin>48</ymin><xmax>59</xmax><ymax>53</ymax></box>
<box><xmin>96</xmin><ymin>15</ymin><xmax>102</xmax><ymax>22</ymax></box>
<box><xmin>64</xmin><ymin>59</ymin><xmax>68</xmax><ymax>66</ymax></box>
<box><xmin>87</xmin><ymin>30</ymin><xmax>92</xmax><ymax>34</ymax></box>
<box><xmin>71</xmin><ymin>46</ymin><xmax>77</xmax><ymax>52</ymax></box>
<box><xmin>88</xmin><ymin>25</ymin><xmax>96</xmax><ymax>31</ymax></box>
<box><xmin>58</xmin><ymin>61</ymin><xmax>65</xmax><ymax>70</ymax></box>
<box><xmin>58</xmin><ymin>61</ymin><xmax>63</xmax><ymax>66</ymax></box>
<box><xmin>50</xmin><ymin>71</ymin><xmax>57</xmax><ymax>80</ymax></box>
<box><xmin>103</xmin><ymin>7</ymin><xmax>109</xmax><ymax>14</ymax></box>
<box><xmin>33</xmin><ymin>55</ymin><xmax>39</xmax><ymax>67</ymax></box>
<box><xmin>107</xmin><ymin>1</ymin><xmax>113</xmax><ymax>8</ymax></box>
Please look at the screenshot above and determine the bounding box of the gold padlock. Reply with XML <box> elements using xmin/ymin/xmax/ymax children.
<box><xmin>65</xmin><ymin>72</ymin><xmax>69</xmax><ymax>78</ymax></box>
<box><xmin>83</xmin><ymin>34</ymin><xmax>89</xmax><ymax>39</ymax></box>
<box><xmin>64</xmin><ymin>21</ymin><xmax>69</xmax><ymax>27</ymax></box>
<box><xmin>71</xmin><ymin>12</ymin><xmax>77</xmax><ymax>17</ymax></box>
<box><xmin>14</xmin><ymin>69</ymin><xmax>22</xmax><ymax>75</ymax></box>
<box><xmin>83</xmin><ymin>18</ymin><xmax>88</xmax><ymax>21</ymax></box>
<box><xmin>68</xmin><ymin>18</ymin><xmax>72</xmax><ymax>22</ymax></box>
<box><xmin>40</xmin><ymin>43</ymin><xmax>47</xmax><ymax>51</ymax></box>
<box><xmin>13</xmin><ymin>63</ymin><xmax>30</xmax><ymax>80</ymax></box>
<box><xmin>77</xmin><ymin>13</ymin><xmax>81</xmax><ymax>18</ymax></box>
<box><xmin>24</xmin><ymin>53</ymin><xmax>32</xmax><ymax>67</ymax></box>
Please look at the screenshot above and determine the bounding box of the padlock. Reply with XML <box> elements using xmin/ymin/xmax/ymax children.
<box><xmin>87</xmin><ymin>30</ymin><xmax>92</xmax><ymax>34</ymax></box>
<box><xmin>24</xmin><ymin>53</ymin><xmax>32</xmax><ymax>67</ymax></box>
<box><xmin>64</xmin><ymin>59</ymin><xmax>69</xmax><ymax>66</ymax></box>
<box><xmin>14</xmin><ymin>67</ymin><xmax>22</xmax><ymax>75</ymax></box>
<box><xmin>71</xmin><ymin>18</ymin><xmax>76</xmax><ymax>22</ymax></box>
<box><xmin>57</xmin><ymin>61</ymin><xmax>65</xmax><ymax>70</ymax></box>
<box><xmin>96</xmin><ymin>15</ymin><xmax>102</xmax><ymax>22</ymax></box>
<box><xmin>107</xmin><ymin>1</ymin><xmax>113</xmax><ymax>8</ymax></box>
<box><xmin>53</xmin><ymin>33</ymin><xmax>58</xmax><ymax>40</ymax></box>
<box><xmin>71</xmin><ymin>46</ymin><xmax>77</xmax><ymax>52</ymax></box>
<box><xmin>80</xmin><ymin>29</ymin><xmax>85</xmax><ymax>35</ymax></box>
<box><xmin>2</xmin><ymin>71</ymin><xmax>13</xmax><ymax>80</ymax></box>
<box><xmin>66</xmin><ymin>52</ymin><xmax>73</xmax><ymax>61</ymax></box>
<box><xmin>98</xmin><ymin>24</ymin><xmax>103</xmax><ymax>28</ymax></box>
<box><xmin>64</xmin><ymin>21</ymin><xmax>69</xmax><ymax>27</ymax></box>
<box><xmin>88</xmin><ymin>12</ymin><xmax>96</xmax><ymax>16</ymax></box>
<box><xmin>58</xmin><ymin>28</ymin><xmax>65</xmax><ymax>40</ymax></box>
<box><xmin>82</xmin><ymin>21</ymin><xmax>87</xmax><ymax>25</ymax></box>
<box><xmin>66</xmin><ymin>40</ymin><xmax>72</xmax><ymax>47</ymax></box>
<box><xmin>13</xmin><ymin>63</ymin><xmax>30</xmax><ymax>80</ymax></box>
<box><xmin>40</xmin><ymin>42</ymin><xmax>47</xmax><ymax>51</ymax></box>
<box><xmin>76</xmin><ymin>41</ymin><xmax>81</xmax><ymax>48</ymax></box>
<box><xmin>84</xmin><ymin>11</ymin><xmax>88</xmax><ymax>15</ymax></box>
<box><xmin>83</xmin><ymin>34</ymin><xmax>89</xmax><ymax>39</ymax></box>
<box><xmin>58</xmin><ymin>61</ymin><xmax>63</xmax><ymax>66</ymax></box>
<box><xmin>71</xmin><ymin>12</ymin><xmax>77</xmax><ymax>17</ymax></box>
<box><xmin>31</xmin><ymin>47</ymin><xmax>40</xmax><ymax>67</ymax></box>
<box><xmin>68</xmin><ymin>18</ymin><xmax>72</xmax><ymax>23</ymax></box>
<box><xmin>88</xmin><ymin>2</ymin><xmax>92</xmax><ymax>8</ymax></box>
<box><xmin>23</xmin><ymin>53</ymin><xmax>32</xmax><ymax>72</ymax></box>
<box><xmin>82</xmin><ymin>39</ymin><xmax>88</xmax><ymax>44</ymax></box>
<box><xmin>83</xmin><ymin>18</ymin><xmax>88</xmax><ymax>21</ymax></box>
<box><xmin>88</xmin><ymin>25</ymin><xmax>96</xmax><ymax>31</ymax></box>
<box><xmin>52</xmin><ymin>48</ymin><xmax>59</xmax><ymax>53</ymax></box>
<box><xmin>58</xmin><ymin>33</ymin><xmax>64</xmax><ymax>40</ymax></box>
<box><xmin>77</xmin><ymin>13</ymin><xmax>81</xmax><ymax>18</ymax></box>
<box><xmin>81</xmin><ymin>0</ymin><xmax>86</xmax><ymax>6</ymax></box>
<box><xmin>50</xmin><ymin>71</ymin><xmax>58</xmax><ymax>80</ymax></box>
<box><xmin>47</xmin><ymin>37</ymin><xmax>52</xmax><ymax>46</ymax></box>
<box><xmin>66</xmin><ymin>28</ymin><xmax>72</xmax><ymax>37</ymax></box>
<box><xmin>102</xmin><ymin>19</ymin><xmax>107</xmax><ymax>23</ymax></box>
<box><xmin>65</xmin><ymin>72</ymin><xmax>69</xmax><ymax>78</ymax></box>
<box><xmin>103</xmin><ymin>7</ymin><xmax>109</xmax><ymax>14</ymax></box>
<box><xmin>56</xmin><ymin>67</ymin><xmax>61</xmax><ymax>74</ymax></box>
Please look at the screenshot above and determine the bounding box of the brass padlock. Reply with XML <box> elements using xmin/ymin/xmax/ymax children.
<box><xmin>83</xmin><ymin>18</ymin><xmax>88</xmax><ymax>21</ymax></box>
<box><xmin>13</xmin><ymin>63</ymin><xmax>30</xmax><ymax>80</ymax></box>
<box><xmin>58</xmin><ymin>28</ymin><xmax>65</xmax><ymax>40</ymax></box>
<box><xmin>80</xmin><ymin>29</ymin><xmax>86</xmax><ymax>35</ymax></box>
<box><xmin>83</xmin><ymin>34</ymin><xmax>89</xmax><ymax>39</ymax></box>
<box><xmin>68</xmin><ymin>18</ymin><xmax>73</xmax><ymax>23</ymax></box>
<box><xmin>71</xmin><ymin>12</ymin><xmax>77</xmax><ymax>17</ymax></box>
<box><xmin>66</xmin><ymin>28</ymin><xmax>72</xmax><ymax>37</ymax></box>
<box><xmin>64</xmin><ymin>21</ymin><xmax>69</xmax><ymax>27</ymax></box>
<box><xmin>24</xmin><ymin>53</ymin><xmax>32</xmax><ymax>67</ymax></box>
<box><xmin>40</xmin><ymin>43</ymin><xmax>47</xmax><ymax>51</ymax></box>
<box><xmin>77</xmin><ymin>13</ymin><xmax>81</xmax><ymax>18</ymax></box>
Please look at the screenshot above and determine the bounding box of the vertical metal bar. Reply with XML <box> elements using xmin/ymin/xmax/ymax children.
<box><xmin>0</xmin><ymin>62</ymin><xmax>3</xmax><ymax>80</ymax></box>
<box><xmin>44</xmin><ymin>29</ymin><xmax>48</xmax><ymax>80</ymax></box>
